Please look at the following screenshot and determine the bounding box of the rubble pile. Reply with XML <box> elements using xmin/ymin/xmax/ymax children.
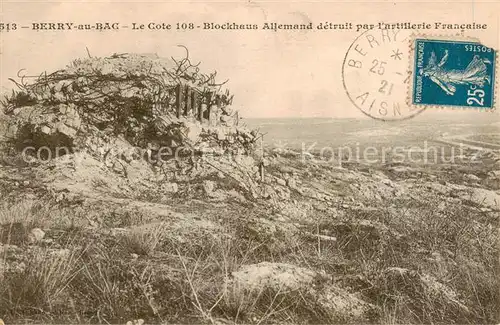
<box><xmin>1</xmin><ymin>51</ymin><xmax>261</xmax><ymax>188</ymax></box>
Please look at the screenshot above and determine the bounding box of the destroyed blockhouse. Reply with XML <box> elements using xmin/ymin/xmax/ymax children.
<box><xmin>1</xmin><ymin>50</ymin><xmax>260</xmax><ymax>162</ymax></box>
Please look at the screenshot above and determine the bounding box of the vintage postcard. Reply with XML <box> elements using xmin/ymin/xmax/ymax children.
<box><xmin>0</xmin><ymin>1</ymin><xmax>499</xmax><ymax>324</ymax></box>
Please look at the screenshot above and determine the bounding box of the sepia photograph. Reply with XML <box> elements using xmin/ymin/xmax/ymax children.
<box><xmin>0</xmin><ymin>1</ymin><xmax>498</xmax><ymax>324</ymax></box>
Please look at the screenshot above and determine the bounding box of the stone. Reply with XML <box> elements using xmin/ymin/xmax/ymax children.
<box><xmin>49</xmin><ymin>248</ymin><xmax>71</xmax><ymax>258</ymax></box>
<box><xmin>56</xmin><ymin>123</ymin><xmax>78</xmax><ymax>138</ymax></box>
<box><xmin>221</xmin><ymin>105</ymin><xmax>234</xmax><ymax>115</ymax></box>
<box><xmin>305</xmin><ymin>233</ymin><xmax>337</xmax><ymax>242</ymax></box>
<box><xmin>214</xmin><ymin>127</ymin><xmax>226</xmax><ymax>140</ymax></box>
<box><xmin>126</xmin><ymin>319</ymin><xmax>144</xmax><ymax>325</ymax></box>
<box><xmin>226</xmin><ymin>189</ymin><xmax>246</xmax><ymax>202</ymax></box>
<box><xmin>28</xmin><ymin>228</ymin><xmax>46</xmax><ymax>243</ymax></box>
<box><xmin>276</xmin><ymin>178</ymin><xmax>286</xmax><ymax>186</ymax></box>
<box><xmin>5</xmin><ymin>123</ymin><xmax>18</xmax><ymax>139</ymax></box>
<box><xmin>381</xmin><ymin>178</ymin><xmax>394</xmax><ymax>187</ymax></box>
<box><xmin>275</xmin><ymin>186</ymin><xmax>291</xmax><ymax>200</ymax></box>
<box><xmin>184</xmin><ymin>122</ymin><xmax>202</xmax><ymax>143</ymax></box>
<box><xmin>40</xmin><ymin>125</ymin><xmax>52</xmax><ymax>134</ymax></box>
<box><xmin>469</xmin><ymin>188</ymin><xmax>500</xmax><ymax>210</ymax></box>
<box><xmin>122</xmin><ymin>150</ymin><xmax>135</xmax><ymax>163</ymax></box>
<box><xmin>220</xmin><ymin>114</ymin><xmax>233</xmax><ymax>123</ymax></box>
<box><xmin>464</xmin><ymin>174</ymin><xmax>480</xmax><ymax>182</ymax></box>
<box><xmin>231</xmin><ymin>262</ymin><xmax>327</xmax><ymax>292</ymax></box>
<box><xmin>202</xmin><ymin>180</ymin><xmax>216</xmax><ymax>195</ymax></box>
<box><xmin>162</xmin><ymin>182</ymin><xmax>179</xmax><ymax>193</ymax></box>
<box><xmin>488</xmin><ymin>170</ymin><xmax>500</xmax><ymax>178</ymax></box>
<box><xmin>286</xmin><ymin>177</ymin><xmax>297</xmax><ymax>188</ymax></box>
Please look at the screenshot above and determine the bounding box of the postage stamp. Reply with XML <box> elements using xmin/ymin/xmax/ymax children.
<box><xmin>411</xmin><ymin>39</ymin><xmax>496</xmax><ymax>109</ymax></box>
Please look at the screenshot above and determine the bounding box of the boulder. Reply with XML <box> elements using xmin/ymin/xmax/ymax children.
<box><xmin>228</xmin><ymin>262</ymin><xmax>377</xmax><ymax>322</ymax></box>
<box><xmin>231</xmin><ymin>262</ymin><xmax>327</xmax><ymax>293</ymax></box>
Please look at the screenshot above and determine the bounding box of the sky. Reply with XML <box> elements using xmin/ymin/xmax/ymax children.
<box><xmin>0</xmin><ymin>0</ymin><xmax>499</xmax><ymax>121</ymax></box>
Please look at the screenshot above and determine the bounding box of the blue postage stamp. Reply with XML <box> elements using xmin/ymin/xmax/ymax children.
<box><xmin>412</xmin><ymin>39</ymin><xmax>496</xmax><ymax>109</ymax></box>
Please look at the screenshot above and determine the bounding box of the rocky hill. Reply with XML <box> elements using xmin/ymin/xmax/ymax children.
<box><xmin>0</xmin><ymin>52</ymin><xmax>498</xmax><ymax>325</ymax></box>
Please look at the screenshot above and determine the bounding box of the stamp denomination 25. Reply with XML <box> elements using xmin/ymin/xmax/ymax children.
<box><xmin>412</xmin><ymin>39</ymin><xmax>496</xmax><ymax>109</ymax></box>
<box><xmin>342</xmin><ymin>29</ymin><xmax>425</xmax><ymax>121</ymax></box>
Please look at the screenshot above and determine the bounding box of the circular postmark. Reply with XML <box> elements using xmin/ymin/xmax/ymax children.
<box><xmin>342</xmin><ymin>28</ymin><xmax>425</xmax><ymax>121</ymax></box>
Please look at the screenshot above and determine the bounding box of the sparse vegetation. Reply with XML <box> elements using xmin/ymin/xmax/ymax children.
<box><xmin>0</xmin><ymin>246</ymin><xmax>83</xmax><ymax>320</ymax></box>
<box><xmin>121</xmin><ymin>222</ymin><xmax>170</xmax><ymax>256</ymax></box>
<box><xmin>0</xmin><ymin>161</ymin><xmax>498</xmax><ymax>324</ymax></box>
